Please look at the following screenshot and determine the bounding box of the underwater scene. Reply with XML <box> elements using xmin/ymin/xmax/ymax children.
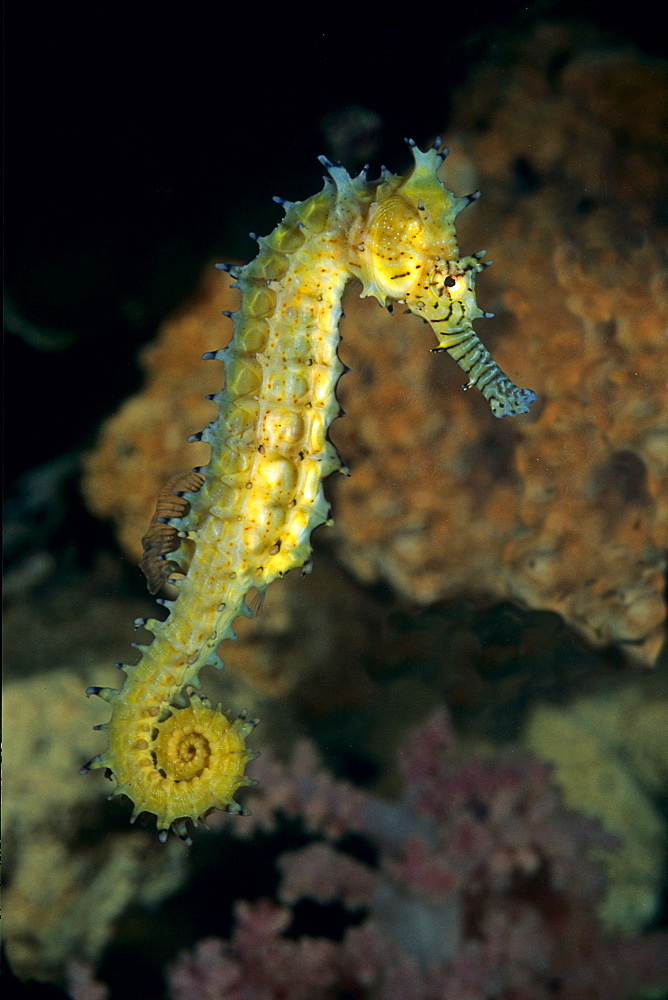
<box><xmin>4</xmin><ymin>4</ymin><xmax>668</xmax><ymax>998</ymax></box>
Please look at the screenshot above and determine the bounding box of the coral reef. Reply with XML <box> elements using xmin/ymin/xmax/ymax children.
<box><xmin>166</xmin><ymin>708</ymin><xmax>668</xmax><ymax>1000</ymax></box>
<box><xmin>9</xmin><ymin>11</ymin><xmax>668</xmax><ymax>1000</ymax></box>
<box><xmin>524</xmin><ymin>684</ymin><xmax>668</xmax><ymax>934</ymax></box>
<box><xmin>82</xmin><ymin>26</ymin><xmax>667</xmax><ymax>666</ymax></box>
<box><xmin>3</xmin><ymin>668</ymin><xmax>188</xmax><ymax>980</ymax></box>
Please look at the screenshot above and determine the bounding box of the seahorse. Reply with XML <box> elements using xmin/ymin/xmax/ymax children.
<box><xmin>82</xmin><ymin>138</ymin><xmax>536</xmax><ymax>844</ymax></box>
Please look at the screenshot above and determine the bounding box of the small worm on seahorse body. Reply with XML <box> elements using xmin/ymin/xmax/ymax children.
<box><xmin>83</xmin><ymin>138</ymin><xmax>536</xmax><ymax>844</ymax></box>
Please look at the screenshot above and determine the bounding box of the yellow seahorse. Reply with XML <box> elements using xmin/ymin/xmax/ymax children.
<box><xmin>82</xmin><ymin>139</ymin><xmax>536</xmax><ymax>843</ymax></box>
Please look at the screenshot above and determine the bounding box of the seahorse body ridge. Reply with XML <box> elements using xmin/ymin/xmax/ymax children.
<box><xmin>84</xmin><ymin>139</ymin><xmax>536</xmax><ymax>843</ymax></box>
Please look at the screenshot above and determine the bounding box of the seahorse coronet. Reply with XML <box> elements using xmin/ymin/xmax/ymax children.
<box><xmin>84</xmin><ymin>139</ymin><xmax>536</xmax><ymax>842</ymax></box>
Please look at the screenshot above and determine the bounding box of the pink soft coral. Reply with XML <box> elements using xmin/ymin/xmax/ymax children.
<box><xmin>167</xmin><ymin>708</ymin><xmax>668</xmax><ymax>999</ymax></box>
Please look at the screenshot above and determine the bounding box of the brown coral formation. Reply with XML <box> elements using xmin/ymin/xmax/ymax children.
<box><xmin>437</xmin><ymin>25</ymin><xmax>668</xmax><ymax>665</ymax></box>
<box><xmin>82</xmin><ymin>26</ymin><xmax>667</xmax><ymax>664</ymax></box>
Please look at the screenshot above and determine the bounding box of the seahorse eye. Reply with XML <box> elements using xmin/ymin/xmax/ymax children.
<box><xmin>430</xmin><ymin>268</ymin><xmax>468</xmax><ymax>302</ymax></box>
<box><xmin>443</xmin><ymin>273</ymin><xmax>468</xmax><ymax>300</ymax></box>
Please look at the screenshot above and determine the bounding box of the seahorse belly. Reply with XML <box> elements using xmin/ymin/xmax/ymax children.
<box><xmin>84</xmin><ymin>139</ymin><xmax>536</xmax><ymax>843</ymax></box>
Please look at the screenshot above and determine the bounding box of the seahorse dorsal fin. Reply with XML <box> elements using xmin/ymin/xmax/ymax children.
<box><xmin>140</xmin><ymin>470</ymin><xmax>205</xmax><ymax>594</ymax></box>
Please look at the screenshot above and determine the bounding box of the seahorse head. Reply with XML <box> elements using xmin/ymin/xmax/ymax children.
<box><xmin>355</xmin><ymin>141</ymin><xmax>488</xmax><ymax>333</ymax></box>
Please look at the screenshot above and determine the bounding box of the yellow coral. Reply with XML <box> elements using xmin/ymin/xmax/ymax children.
<box><xmin>524</xmin><ymin>688</ymin><xmax>668</xmax><ymax>934</ymax></box>
<box><xmin>3</xmin><ymin>670</ymin><xmax>187</xmax><ymax>980</ymax></box>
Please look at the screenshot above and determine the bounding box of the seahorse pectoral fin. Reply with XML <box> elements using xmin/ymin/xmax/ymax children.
<box><xmin>140</xmin><ymin>470</ymin><xmax>206</xmax><ymax>594</ymax></box>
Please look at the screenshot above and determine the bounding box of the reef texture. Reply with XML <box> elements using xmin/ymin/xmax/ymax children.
<box><xmin>3</xmin><ymin>668</ymin><xmax>188</xmax><ymax>980</ymax></box>
<box><xmin>82</xmin><ymin>27</ymin><xmax>667</xmax><ymax>666</ymax></box>
<box><xmin>166</xmin><ymin>708</ymin><xmax>668</xmax><ymax>1000</ymax></box>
